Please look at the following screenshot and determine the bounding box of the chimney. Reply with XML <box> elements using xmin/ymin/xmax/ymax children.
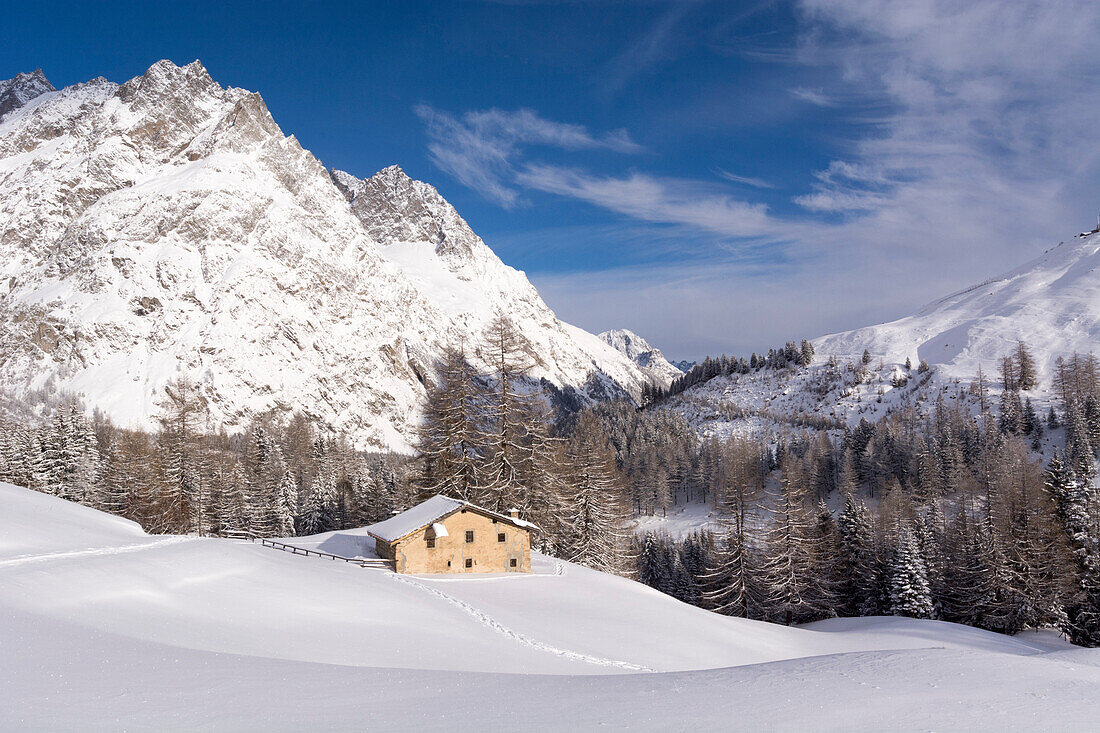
<box><xmin>507</xmin><ymin>508</ymin><xmax>520</xmax><ymax>520</ymax></box>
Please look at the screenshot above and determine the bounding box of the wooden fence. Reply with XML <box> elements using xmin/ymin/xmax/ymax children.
<box><xmin>221</xmin><ymin>530</ymin><xmax>393</xmax><ymax>569</ymax></box>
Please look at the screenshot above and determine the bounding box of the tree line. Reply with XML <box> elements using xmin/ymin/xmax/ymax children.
<box><xmin>0</xmin><ymin>382</ymin><xmax>412</xmax><ymax>539</ymax></box>
<box><xmin>646</xmin><ymin>339</ymin><xmax>816</xmax><ymax>405</ymax></box>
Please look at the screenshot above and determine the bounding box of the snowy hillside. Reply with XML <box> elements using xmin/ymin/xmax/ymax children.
<box><xmin>599</xmin><ymin>328</ymin><xmax>682</xmax><ymax>387</ymax></box>
<box><xmin>4</xmin><ymin>482</ymin><xmax>1099</xmax><ymax>730</ymax></box>
<box><xmin>0</xmin><ymin>61</ymin><xmax>648</xmax><ymax>451</ymax></box>
<box><xmin>816</xmin><ymin>232</ymin><xmax>1100</xmax><ymax>388</ymax></box>
<box><xmin>660</xmin><ymin>231</ymin><xmax>1100</xmax><ymax>441</ymax></box>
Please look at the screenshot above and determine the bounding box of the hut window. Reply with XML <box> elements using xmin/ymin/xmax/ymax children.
<box><xmin>465</xmin><ymin>559</ymin><xmax>473</xmax><ymax>568</ymax></box>
<box><xmin>510</xmin><ymin>559</ymin><xmax>517</xmax><ymax>568</ymax></box>
<box><xmin>426</xmin><ymin>537</ymin><xmax>435</xmax><ymax>548</ymax></box>
<box><xmin>465</xmin><ymin>530</ymin><xmax>474</xmax><ymax>543</ymax></box>
<box><xmin>497</xmin><ymin>532</ymin><xmax>506</xmax><ymax>543</ymax></box>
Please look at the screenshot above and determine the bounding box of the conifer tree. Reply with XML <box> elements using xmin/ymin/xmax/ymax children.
<box><xmin>475</xmin><ymin>313</ymin><xmax>565</xmax><ymax>523</ymax></box>
<box><xmin>886</xmin><ymin>521</ymin><xmax>935</xmax><ymax>619</ymax></box>
<box><xmin>416</xmin><ymin>346</ymin><xmax>483</xmax><ymax>502</ymax></box>
<box><xmin>759</xmin><ymin>464</ymin><xmax>827</xmax><ymax>625</ymax></box>
<box><xmin>837</xmin><ymin>494</ymin><xmax>879</xmax><ymax>615</ymax></box>
<box><xmin>637</xmin><ymin>532</ymin><xmax>671</xmax><ymax>592</ymax></box>
<box><xmin>1045</xmin><ymin>450</ymin><xmax>1100</xmax><ymax>644</ymax></box>
<box><xmin>702</xmin><ymin>522</ymin><xmax>764</xmax><ymax>618</ymax></box>
<box><xmin>153</xmin><ymin>377</ymin><xmax>208</xmax><ymax>534</ymax></box>
<box><xmin>273</xmin><ymin>469</ymin><xmax>299</xmax><ymax>536</ymax></box>
<box><xmin>810</xmin><ymin>501</ymin><xmax>841</xmax><ymax>617</ymax></box>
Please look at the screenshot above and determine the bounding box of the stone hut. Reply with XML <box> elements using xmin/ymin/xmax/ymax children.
<box><xmin>367</xmin><ymin>495</ymin><xmax>536</xmax><ymax>574</ymax></box>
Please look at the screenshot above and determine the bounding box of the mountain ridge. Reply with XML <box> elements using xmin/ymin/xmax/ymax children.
<box><xmin>0</xmin><ymin>68</ymin><xmax>54</xmax><ymax>119</ymax></box>
<box><xmin>658</xmin><ymin>229</ymin><xmax>1100</xmax><ymax>442</ymax></box>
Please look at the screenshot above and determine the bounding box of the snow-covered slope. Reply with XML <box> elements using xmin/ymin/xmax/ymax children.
<box><xmin>599</xmin><ymin>328</ymin><xmax>682</xmax><ymax>387</ymax></box>
<box><xmin>816</xmin><ymin>232</ymin><xmax>1100</xmax><ymax>386</ymax></box>
<box><xmin>0</xmin><ymin>61</ymin><xmax>648</xmax><ymax>450</ymax></box>
<box><xmin>3</xmin><ymin>481</ymin><xmax>1099</xmax><ymax>730</ymax></box>
<box><xmin>333</xmin><ymin>165</ymin><xmax>648</xmax><ymax>400</ymax></box>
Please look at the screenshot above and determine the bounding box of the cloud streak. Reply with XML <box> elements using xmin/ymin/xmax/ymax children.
<box><xmin>516</xmin><ymin>164</ymin><xmax>780</xmax><ymax>239</ymax></box>
<box><xmin>714</xmin><ymin>168</ymin><xmax>776</xmax><ymax>189</ymax></box>
<box><xmin>415</xmin><ymin>105</ymin><xmax>641</xmax><ymax>208</ymax></box>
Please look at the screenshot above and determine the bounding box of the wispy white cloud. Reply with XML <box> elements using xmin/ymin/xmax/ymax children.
<box><xmin>415</xmin><ymin>105</ymin><xmax>641</xmax><ymax>208</ymax></box>
<box><xmin>601</xmin><ymin>1</ymin><xmax>699</xmax><ymax>93</ymax></box>
<box><xmin>516</xmin><ymin>164</ymin><xmax>781</xmax><ymax>238</ymax></box>
<box><xmin>789</xmin><ymin>86</ymin><xmax>835</xmax><ymax>106</ymax></box>
<box><xmin>792</xmin><ymin>0</ymin><xmax>1100</xmax><ymax>231</ymax></box>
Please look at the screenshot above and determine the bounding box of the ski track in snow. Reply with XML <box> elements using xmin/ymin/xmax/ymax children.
<box><xmin>390</xmin><ymin>567</ymin><xmax>656</xmax><ymax>673</ymax></box>
<box><xmin>0</xmin><ymin>537</ymin><xmax>196</xmax><ymax>569</ymax></box>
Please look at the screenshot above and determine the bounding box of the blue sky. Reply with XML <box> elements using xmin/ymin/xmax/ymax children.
<box><xmin>5</xmin><ymin>1</ymin><xmax>1100</xmax><ymax>360</ymax></box>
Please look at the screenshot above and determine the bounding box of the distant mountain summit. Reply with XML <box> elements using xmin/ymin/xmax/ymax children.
<box><xmin>599</xmin><ymin>329</ymin><xmax>682</xmax><ymax>387</ymax></box>
<box><xmin>0</xmin><ymin>60</ymin><xmax>649</xmax><ymax>450</ymax></box>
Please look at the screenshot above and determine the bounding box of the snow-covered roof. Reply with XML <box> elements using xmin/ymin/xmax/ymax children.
<box><xmin>366</xmin><ymin>495</ymin><xmax>537</xmax><ymax>543</ymax></box>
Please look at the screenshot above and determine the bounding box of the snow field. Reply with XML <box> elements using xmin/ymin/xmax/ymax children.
<box><xmin>4</xmin><ymin>481</ymin><xmax>1100</xmax><ymax>730</ymax></box>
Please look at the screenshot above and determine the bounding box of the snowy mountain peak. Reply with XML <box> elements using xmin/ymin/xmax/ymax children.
<box><xmin>117</xmin><ymin>59</ymin><xmax>218</xmax><ymax>107</ymax></box>
<box><xmin>601</xmin><ymin>329</ymin><xmax>656</xmax><ymax>359</ymax></box>
<box><xmin>0</xmin><ymin>68</ymin><xmax>55</xmax><ymax>119</ymax></box>
<box><xmin>331</xmin><ymin>164</ymin><xmax>481</xmax><ymax>264</ymax></box>
<box><xmin>0</xmin><ymin>61</ymin><xmax>650</xmax><ymax>450</ymax></box>
<box><xmin>599</xmin><ymin>329</ymin><xmax>682</xmax><ymax>387</ymax></box>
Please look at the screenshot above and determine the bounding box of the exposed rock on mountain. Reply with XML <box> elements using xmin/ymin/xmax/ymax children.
<box><xmin>599</xmin><ymin>329</ymin><xmax>682</xmax><ymax>387</ymax></box>
<box><xmin>0</xmin><ymin>69</ymin><xmax>53</xmax><ymax>119</ymax></box>
<box><xmin>0</xmin><ymin>60</ymin><xmax>648</xmax><ymax>450</ymax></box>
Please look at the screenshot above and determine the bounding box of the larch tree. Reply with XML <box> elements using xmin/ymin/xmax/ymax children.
<box><xmin>154</xmin><ymin>377</ymin><xmax>209</xmax><ymax>534</ymax></box>
<box><xmin>415</xmin><ymin>345</ymin><xmax>483</xmax><ymax>503</ymax></box>
<box><xmin>760</xmin><ymin>461</ymin><xmax>827</xmax><ymax>625</ymax></box>
<box><xmin>1015</xmin><ymin>340</ymin><xmax>1038</xmax><ymax>391</ymax></box>
<box><xmin>563</xmin><ymin>411</ymin><xmax>629</xmax><ymax>574</ymax></box>
<box><xmin>475</xmin><ymin>314</ymin><xmax>549</xmax><ymax>516</ymax></box>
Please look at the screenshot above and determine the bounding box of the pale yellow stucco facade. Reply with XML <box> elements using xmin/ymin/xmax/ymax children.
<box><xmin>373</xmin><ymin>506</ymin><xmax>532</xmax><ymax>574</ymax></box>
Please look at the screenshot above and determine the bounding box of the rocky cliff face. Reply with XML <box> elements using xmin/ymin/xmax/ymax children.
<box><xmin>0</xmin><ymin>60</ymin><xmax>648</xmax><ymax>450</ymax></box>
<box><xmin>0</xmin><ymin>69</ymin><xmax>54</xmax><ymax>120</ymax></box>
